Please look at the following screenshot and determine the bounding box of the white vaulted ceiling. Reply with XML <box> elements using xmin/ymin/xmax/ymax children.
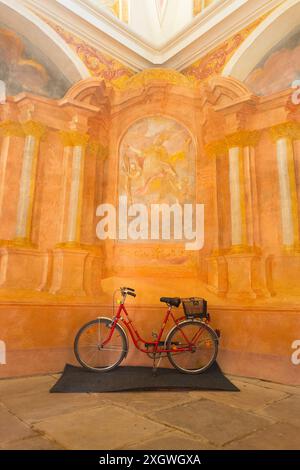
<box><xmin>3</xmin><ymin>0</ymin><xmax>285</xmax><ymax>71</ymax></box>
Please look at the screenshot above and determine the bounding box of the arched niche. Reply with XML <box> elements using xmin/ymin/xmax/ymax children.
<box><xmin>118</xmin><ymin>115</ymin><xmax>196</xmax><ymax>209</ymax></box>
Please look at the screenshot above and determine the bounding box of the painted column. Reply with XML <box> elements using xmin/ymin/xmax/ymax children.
<box><xmin>293</xmin><ymin>127</ymin><xmax>300</xmax><ymax>244</ymax></box>
<box><xmin>0</xmin><ymin>121</ymin><xmax>24</xmax><ymax>225</ymax></box>
<box><xmin>225</xmin><ymin>131</ymin><xmax>264</xmax><ymax>298</ymax></box>
<box><xmin>59</xmin><ymin>131</ymin><xmax>89</xmax><ymax>245</ymax></box>
<box><xmin>226</xmin><ymin>131</ymin><xmax>260</xmax><ymax>251</ymax></box>
<box><xmin>81</xmin><ymin>141</ymin><xmax>107</xmax><ymax>296</ymax></box>
<box><xmin>243</xmin><ymin>134</ymin><xmax>261</xmax><ymax>248</ymax></box>
<box><xmin>0</xmin><ymin>120</ymin><xmax>47</xmax><ymax>291</ymax></box>
<box><xmin>66</xmin><ymin>145</ymin><xmax>84</xmax><ymax>243</ymax></box>
<box><xmin>205</xmin><ymin>141</ymin><xmax>229</xmax><ymax>296</ymax></box>
<box><xmin>270</xmin><ymin>124</ymin><xmax>300</xmax><ymax>250</ymax></box>
<box><xmin>228</xmin><ymin>145</ymin><xmax>244</xmax><ymax>247</ymax></box>
<box><xmin>49</xmin><ymin>130</ymin><xmax>89</xmax><ymax>296</ymax></box>
<box><xmin>276</xmin><ymin>138</ymin><xmax>295</xmax><ymax>247</ymax></box>
<box><xmin>206</xmin><ymin>130</ymin><xmax>266</xmax><ymax>298</ymax></box>
<box><xmin>15</xmin><ymin>121</ymin><xmax>45</xmax><ymax>244</ymax></box>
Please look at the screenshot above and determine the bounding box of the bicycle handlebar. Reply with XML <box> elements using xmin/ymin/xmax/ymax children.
<box><xmin>120</xmin><ymin>287</ymin><xmax>136</xmax><ymax>298</ymax></box>
<box><xmin>127</xmin><ymin>291</ymin><xmax>136</xmax><ymax>297</ymax></box>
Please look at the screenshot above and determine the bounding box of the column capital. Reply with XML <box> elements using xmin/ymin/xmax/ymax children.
<box><xmin>269</xmin><ymin>121</ymin><xmax>300</xmax><ymax>142</ymax></box>
<box><xmin>22</xmin><ymin>120</ymin><xmax>46</xmax><ymax>139</ymax></box>
<box><xmin>59</xmin><ymin>130</ymin><xmax>89</xmax><ymax>148</ymax></box>
<box><xmin>226</xmin><ymin>130</ymin><xmax>261</xmax><ymax>149</ymax></box>
<box><xmin>0</xmin><ymin>120</ymin><xmax>24</xmax><ymax>137</ymax></box>
<box><xmin>205</xmin><ymin>130</ymin><xmax>261</xmax><ymax>157</ymax></box>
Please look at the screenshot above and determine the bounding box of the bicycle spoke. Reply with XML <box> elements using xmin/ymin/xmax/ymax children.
<box><xmin>100</xmin><ymin>347</ymin><xmax>125</xmax><ymax>352</ymax></box>
<box><xmin>98</xmin><ymin>320</ymin><xmax>101</xmax><ymax>344</ymax></box>
<box><xmin>84</xmin><ymin>347</ymin><xmax>99</xmax><ymax>363</ymax></box>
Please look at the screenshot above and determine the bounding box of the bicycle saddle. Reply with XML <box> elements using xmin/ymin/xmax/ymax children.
<box><xmin>160</xmin><ymin>297</ymin><xmax>181</xmax><ymax>308</ymax></box>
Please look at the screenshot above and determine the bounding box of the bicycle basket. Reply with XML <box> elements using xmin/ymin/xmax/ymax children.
<box><xmin>181</xmin><ymin>297</ymin><xmax>208</xmax><ymax>319</ymax></box>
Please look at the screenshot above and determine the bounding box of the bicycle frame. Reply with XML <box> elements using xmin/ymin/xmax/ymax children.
<box><xmin>102</xmin><ymin>302</ymin><xmax>207</xmax><ymax>355</ymax></box>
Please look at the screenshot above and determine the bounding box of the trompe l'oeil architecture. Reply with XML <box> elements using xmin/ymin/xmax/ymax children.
<box><xmin>0</xmin><ymin>0</ymin><xmax>300</xmax><ymax>384</ymax></box>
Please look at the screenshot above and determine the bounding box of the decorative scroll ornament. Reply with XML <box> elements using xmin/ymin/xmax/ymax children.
<box><xmin>183</xmin><ymin>13</ymin><xmax>271</xmax><ymax>83</ymax></box>
<box><xmin>46</xmin><ymin>20</ymin><xmax>134</xmax><ymax>89</ymax></box>
<box><xmin>124</xmin><ymin>68</ymin><xmax>198</xmax><ymax>90</ymax></box>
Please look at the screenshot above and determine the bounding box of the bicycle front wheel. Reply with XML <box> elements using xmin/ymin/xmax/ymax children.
<box><xmin>74</xmin><ymin>318</ymin><xmax>128</xmax><ymax>372</ymax></box>
<box><xmin>166</xmin><ymin>320</ymin><xmax>218</xmax><ymax>374</ymax></box>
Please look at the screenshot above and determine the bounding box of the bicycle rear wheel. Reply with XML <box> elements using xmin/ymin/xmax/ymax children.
<box><xmin>166</xmin><ymin>320</ymin><xmax>218</xmax><ymax>374</ymax></box>
<box><xmin>74</xmin><ymin>318</ymin><xmax>128</xmax><ymax>372</ymax></box>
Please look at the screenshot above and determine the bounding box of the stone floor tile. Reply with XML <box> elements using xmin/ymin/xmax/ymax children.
<box><xmin>126</xmin><ymin>431</ymin><xmax>217</xmax><ymax>450</ymax></box>
<box><xmin>1</xmin><ymin>391</ymin><xmax>106</xmax><ymax>424</ymax></box>
<box><xmin>226</xmin><ymin>375</ymin><xmax>261</xmax><ymax>385</ymax></box>
<box><xmin>0</xmin><ymin>435</ymin><xmax>63</xmax><ymax>450</ymax></box>
<box><xmin>149</xmin><ymin>399</ymin><xmax>272</xmax><ymax>446</ymax></box>
<box><xmin>0</xmin><ymin>375</ymin><xmax>55</xmax><ymax>398</ymax></box>
<box><xmin>253</xmin><ymin>382</ymin><xmax>300</xmax><ymax>396</ymax></box>
<box><xmin>189</xmin><ymin>381</ymin><xmax>288</xmax><ymax>411</ymax></box>
<box><xmin>33</xmin><ymin>405</ymin><xmax>169</xmax><ymax>450</ymax></box>
<box><xmin>0</xmin><ymin>404</ymin><xmax>36</xmax><ymax>445</ymax></box>
<box><xmin>258</xmin><ymin>395</ymin><xmax>300</xmax><ymax>427</ymax></box>
<box><xmin>229</xmin><ymin>376</ymin><xmax>300</xmax><ymax>395</ymax></box>
<box><xmin>96</xmin><ymin>391</ymin><xmax>195</xmax><ymax>413</ymax></box>
<box><xmin>225</xmin><ymin>422</ymin><xmax>300</xmax><ymax>450</ymax></box>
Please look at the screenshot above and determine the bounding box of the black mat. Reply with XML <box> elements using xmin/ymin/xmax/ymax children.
<box><xmin>50</xmin><ymin>363</ymin><xmax>239</xmax><ymax>393</ymax></box>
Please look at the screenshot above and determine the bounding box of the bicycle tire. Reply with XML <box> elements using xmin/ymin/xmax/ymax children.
<box><xmin>74</xmin><ymin>318</ymin><xmax>128</xmax><ymax>372</ymax></box>
<box><xmin>166</xmin><ymin>319</ymin><xmax>218</xmax><ymax>374</ymax></box>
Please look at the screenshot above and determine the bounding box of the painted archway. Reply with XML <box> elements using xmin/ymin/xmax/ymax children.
<box><xmin>223</xmin><ymin>0</ymin><xmax>300</xmax><ymax>87</ymax></box>
<box><xmin>0</xmin><ymin>0</ymin><xmax>89</xmax><ymax>85</ymax></box>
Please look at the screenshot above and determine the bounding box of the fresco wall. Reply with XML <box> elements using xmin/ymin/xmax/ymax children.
<box><xmin>119</xmin><ymin>117</ymin><xmax>195</xmax><ymax>207</ymax></box>
<box><xmin>245</xmin><ymin>28</ymin><xmax>300</xmax><ymax>95</ymax></box>
<box><xmin>0</xmin><ymin>26</ymin><xmax>71</xmax><ymax>98</ymax></box>
<box><xmin>0</xmin><ymin>6</ymin><xmax>300</xmax><ymax>384</ymax></box>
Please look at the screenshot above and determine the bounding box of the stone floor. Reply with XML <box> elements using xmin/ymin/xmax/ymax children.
<box><xmin>0</xmin><ymin>372</ymin><xmax>299</xmax><ymax>450</ymax></box>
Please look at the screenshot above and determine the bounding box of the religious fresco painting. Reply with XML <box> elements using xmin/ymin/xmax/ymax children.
<box><xmin>119</xmin><ymin>117</ymin><xmax>195</xmax><ymax>206</ymax></box>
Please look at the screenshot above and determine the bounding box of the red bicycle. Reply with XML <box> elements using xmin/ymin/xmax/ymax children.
<box><xmin>74</xmin><ymin>287</ymin><xmax>219</xmax><ymax>374</ymax></box>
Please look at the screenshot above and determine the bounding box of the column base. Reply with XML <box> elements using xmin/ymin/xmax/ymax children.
<box><xmin>206</xmin><ymin>255</ymin><xmax>228</xmax><ymax>297</ymax></box>
<box><xmin>0</xmin><ymin>246</ymin><xmax>48</xmax><ymax>290</ymax></box>
<box><xmin>266</xmin><ymin>252</ymin><xmax>300</xmax><ymax>296</ymax></box>
<box><xmin>49</xmin><ymin>248</ymin><xmax>90</xmax><ymax>296</ymax></box>
<box><xmin>225</xmin><ymin>252</ymin><xmax>270</xmax><ymax>300</ymax></box>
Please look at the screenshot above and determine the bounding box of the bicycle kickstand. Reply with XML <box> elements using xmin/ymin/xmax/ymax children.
<box><xmin>152</xmin><ymin>354</ymin><xmax>157</xmax><ymax>376</ymax></box>
<box><xmin>152</xmin><ymin>354</ymin><xmax>163</xmax><ymax>376</ymax></box>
